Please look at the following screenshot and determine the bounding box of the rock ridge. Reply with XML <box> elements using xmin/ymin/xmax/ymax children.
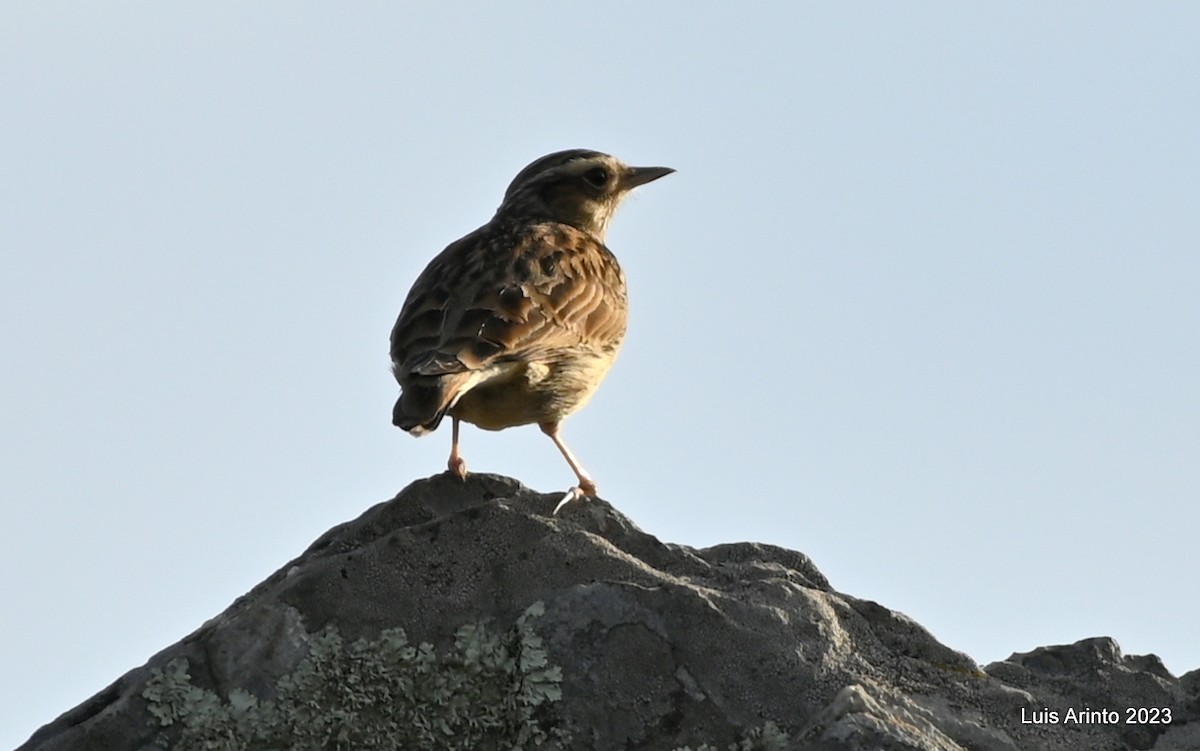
<box><xmin>19</xmin><ymin>474</ymin><xmax>1198</xmax><ymax>750</ymax></box>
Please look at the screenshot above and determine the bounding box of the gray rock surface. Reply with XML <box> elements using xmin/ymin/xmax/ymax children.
<box><xmin>19</xmin><ymin>474</ymin><xmax>1198</xmax><ymax>750</ymax></box>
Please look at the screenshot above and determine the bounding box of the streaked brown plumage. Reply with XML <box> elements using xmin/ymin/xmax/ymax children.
<box><xmin>390</xmin><ymin>149</ymin><xmax>672</xmax><ymax>509</ymax></box>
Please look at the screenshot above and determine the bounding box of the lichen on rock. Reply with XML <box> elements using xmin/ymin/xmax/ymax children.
<box><xmin>142</xmin><ymin>601</ymin><xmax>567</xmax><ymax>751</ymax></box>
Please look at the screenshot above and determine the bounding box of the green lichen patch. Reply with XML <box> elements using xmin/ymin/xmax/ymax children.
<box><xmin>142</xmin><ymin>601</ymin><xmax>567</xmax><ymax>750</ymax></box>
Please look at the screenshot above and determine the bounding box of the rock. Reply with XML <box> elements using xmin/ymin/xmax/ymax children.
<box><xmin>18</xmin><ymin>474</ymin><xmax>1197</xmax><ymax>751</ymax></box>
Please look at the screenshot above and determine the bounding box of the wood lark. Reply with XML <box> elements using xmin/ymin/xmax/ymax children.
<box><xmin>390</xmin><ymin>149</ymin><xmax>673</xmax><ymax>511</ymax></box>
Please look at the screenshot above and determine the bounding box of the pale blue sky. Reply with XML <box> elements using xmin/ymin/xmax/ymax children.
<box><xmin>3</xmin><ymin>3</ymin><xmax>1198</xmax><ymax>747</ymax></box>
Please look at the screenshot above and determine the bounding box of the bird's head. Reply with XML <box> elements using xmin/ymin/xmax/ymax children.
<box><xmin>497</xmin><ymin>149</ymin><xmax>674</xmax><ymax>241</ymax></box>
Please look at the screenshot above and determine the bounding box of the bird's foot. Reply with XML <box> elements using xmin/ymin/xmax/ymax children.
<box><xmin>447</xmin><ymin>456</ymin><xmax>468</xmax><ymax>480</ymax></box>
<box><xmin>551</xmin><ymin>481</ymin><xmax>597</xmax><ymax>515</ymax></box>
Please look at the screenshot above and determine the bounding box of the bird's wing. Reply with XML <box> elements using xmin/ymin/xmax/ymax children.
<box><xmin>390</xmin><ymin>222</ymin><xmax>628</xmax><ymax>380</ymax></box>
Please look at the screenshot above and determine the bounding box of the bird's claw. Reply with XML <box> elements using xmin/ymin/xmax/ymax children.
<box><xmin>551</xmin><ymin>483</ymin><xmax>596</xmax><ymax>515</ymax></box>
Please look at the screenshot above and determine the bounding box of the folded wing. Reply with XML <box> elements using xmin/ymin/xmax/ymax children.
<box><xmin>390</xmin><ymin>223</ymin><xmax>627</xmax><ymax>432</ymax></box>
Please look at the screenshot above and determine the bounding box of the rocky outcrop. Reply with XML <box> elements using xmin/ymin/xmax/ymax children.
<box><xmin>19</xmin><ymin>474</ymin><xmax>1198</xmax><ymax>750</ymax></box>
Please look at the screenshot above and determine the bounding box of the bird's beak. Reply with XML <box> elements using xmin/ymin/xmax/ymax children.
<box><xmin>623</xmin><ymin>165</ymin><xmax>675</xmax><ymax>189</ymax></box>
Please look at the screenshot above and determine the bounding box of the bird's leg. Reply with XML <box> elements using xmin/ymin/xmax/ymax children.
<box><xmin>539</xmin><ymin>421</ymin><xmax>596</xmax><ymax>514</ymax></box>
<box><xmin>447</xmin><ymin>416</ymin><xmax>467</xmax><ymax>479</ymax></box>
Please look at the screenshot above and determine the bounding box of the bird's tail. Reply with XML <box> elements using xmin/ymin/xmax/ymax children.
<box><xmin>392</xmin><ymin>377</ymin><xmax>453</xmax><ymax>435</ymax></box>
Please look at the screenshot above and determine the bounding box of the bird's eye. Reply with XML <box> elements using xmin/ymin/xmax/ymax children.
<box><xmin>583</xmin><ymin>167</ymin><xmax>609</xmax><ymax>188</ymax></box>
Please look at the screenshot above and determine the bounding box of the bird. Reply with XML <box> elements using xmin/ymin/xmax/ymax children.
<box><xmin>389</xmin><ymin>149</ymin><xmax>673</xmax><ymax>511</ymax></box>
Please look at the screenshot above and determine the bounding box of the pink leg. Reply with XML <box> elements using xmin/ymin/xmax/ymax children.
<box><xmin>447</xmin><ymin>417</ymin><xmax>467</xmax><ymax>479</ymax></box>
<box><xmin>539</xmin><ymin>422</ymin><xmax>597</xmax><ymax>511</ymax></box>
